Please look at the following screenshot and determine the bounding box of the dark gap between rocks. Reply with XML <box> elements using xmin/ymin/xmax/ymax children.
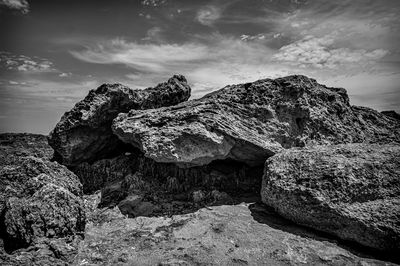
<box><xmin>0</xmin><ymin>209</ymin><xmax>30</xmax><ymax>253</ymax></box>
<box><xmin>71</xmin><ymin>142</ymin><xmax>265</xmax><ymax>218</ymax></box>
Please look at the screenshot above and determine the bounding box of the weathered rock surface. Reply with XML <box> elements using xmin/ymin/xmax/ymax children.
<box><xmin>261</xmin><ymin>143</ymin><xmax>400</xmax><ymax>253</ymax></box>
<box><xmin>0</xmin><ymin>133</ymin><xmax>53</xmax><ymax>159</ymax></box>
<box><xmin>382</xmin><ymin>110</ymin><xmax>400</xmax><ymax>120</ymax></box>
<box><xmin>4</xmin><ymin>183</ymin><xmax>85</xmax><ymax>247</ymax></box>
<box><xmin>112</xmin><ymin>75</ymin><xmax>400</xmax><ymax>168</ymax></box>
<box><xmin>76</xmin><ymin>202</ymin><xmax>397</xmax><ymax>265</ymax></box>
<box><xmin>0</xmin><ymin>133</ymin><xmax>85</xmax><ymax>264</ymax></box>
<box><xmin>48</xmin><ymin>75</ymin><xmax>191</xmax><ymax>166</ymax></box>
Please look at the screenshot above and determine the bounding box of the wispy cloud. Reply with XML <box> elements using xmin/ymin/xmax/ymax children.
<box><xmin>142</xmin><ymin>27</ymin><xmax>164</xmax><ymax>42</ymax></box>
<box><xmin>69</xmin><ymin>35</ymin><xmax>283</xmax><ymax>93</ymax></box>
<box><xmin>141</xmin><ymin>0</ymin><xmax>167</xmax><ymax>7</ymax></box>
<box><xmin>0</xmin><ymin>0</ymin><xmax>29</xmax><ymax>14</ymax></box>
<box><xmin>0</xmin><ymin>52</ymin><xmax>56</xmax><ymax>73</ymax></box>
<box><xmin>273</xmin><ymin>35</ymin><xmax>388</xmax><ymax>69</ymax></box>
<box><xmin>70</xmin><ymin>38</ymin><xmax>211</xmax><ymax>73</ymax></box>
<box><xmin>196</xmin><ymin>5</ymin><xmax>221</xmax><ymax>26</ymax></box>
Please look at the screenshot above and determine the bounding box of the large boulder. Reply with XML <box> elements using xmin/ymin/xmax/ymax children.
<box><xmin>4</xmin><ymin>183</ymin><xmax>85</xmax><ymax>248</ymax></box>
<box><xmin>112</xmin><ymin>75</ymin><xmax>400</xmax><ymax>168</ymax></box>
<box><xmin>48</xmin><ymin>75</ymin><xmax>191</xmax><ymax>167</ymax></box>
<box><xmin>0</xmin><ymin>133</ymin><xmax>85</xmax><ymax>258</ymax></box>
<box><xmin>261</xmin><ymin>143</ymin><xmax>400</xmax><ymax>252</ymax></box>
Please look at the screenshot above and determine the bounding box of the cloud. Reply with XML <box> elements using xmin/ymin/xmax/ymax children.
<box><xmin>69</xmin><ymin>30</ymin><xmax>394</xmax><ymax>101</ymax></box>
<box><xmin>59</xmin><ymin>72</ymin><xmax>72</xmax><ymax>77</ymax></box>
<box><xmin>142</xmin><ymin>27</ymin><xmax>163</xmax><ymax>42</ymax></box>
<box><xmin>0</xmin><ymin>52</ymin><xmax>56</xmax><ymax>73</ymax></box>
<box><xmin>141</xmin><ymin>0</ymin><xmax>167</xmax><ymax>7</ymax></box>
<box><xmin>8</xmin><ymin>80</ymin><xmax>27</xmax><ymax>85</ymax></box>
<box><xmin>273</xmin><ymin>35</ymin><xmax>388</xmax><ymax>69</ymax></box>
<box><xmin>196</xmin><ymin>5</ymin><xmax>221</xmax><ymax>26</ymax></box>
<box><xmin>70</xmin><ymin>38</ymin><xmax>211</xmax><ymax>73</ymax></box>
<box><xmin>0</xmin><ymin>0</ymin><xmax>29</xmax><ymax>14</ymax></box>
<box><xmin>240</xmin><ymin>34</ymin><xmax>267</xmax><ymax>42</ymax></box>
<box><xmin>69</xmin><ymin>36</ymin><xmax>298</xmax><ymax>98</ymax></box>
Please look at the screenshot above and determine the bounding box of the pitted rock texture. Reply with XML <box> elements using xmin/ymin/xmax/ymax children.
<box><xmin>48</xmin><ymin>75</ymin><xmax>191</xmax><ymax>167</ymax></box>
<box><xmin>261</xmin><ymin>143</ymin><xmax>400</xmax><ymax>253</ymax></box>
<box><xmin>0</xmin><ymin>133</ymin><xmax>53</xmax><ymax>159</ymax></box>
<box><xmin>112</xmin><ymin>75</ymin><xmax>400</xmax><ymax>168</ymax></box>
<box><xmin>0</xmin><ymin>133</ymin><xmax>85</xmax><ymax>263</ymax></box>
<box><xmin>4</xmin><ymin>183</ymin><xmax>85</xmax><ymax>248</ymax></box>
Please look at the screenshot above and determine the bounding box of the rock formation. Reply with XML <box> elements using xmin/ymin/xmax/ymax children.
<box><xmin>112</xmin><ymin>75</ymin><xmax>400</xmax><ymax>168</ymax></box>
<box><xmin>39</xmin><ymin>74</ymin><xmax>400</xmax><ymax>263</ymax></box>
<box><xmin>261</xmin><ymin>143</ymin><xmax>400</xmax><ymax>253</ymax></box>
<box><xmin>48</xmin><ymin>75</ymin><xmax>191</xmax><ymax>167</ymax></box>
<box><xmin>0</xmin><ymin>133</ymin><xmax>85</xmax><ymax>264</ymax></box>
<box><xmin>2</xmin><ymin>73</ymin><xmax>400</xmax><ymax>265</ymax></box>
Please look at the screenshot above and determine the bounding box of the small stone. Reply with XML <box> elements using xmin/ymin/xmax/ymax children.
<box><xmin>192</xmin><ymin>190</ymin><xmax>205</xmax><ymax>203</ymax></box>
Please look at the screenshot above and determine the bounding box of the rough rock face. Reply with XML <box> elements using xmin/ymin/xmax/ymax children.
<box><xmin>261</xmin><ymin>143</ymin><xmax>400</xmax><ymax>253</ymax></box>
<box><xmin>0</xmin><ymin>133</ymin><xmax>53</xmax><ymax>159</ymax></box>
<box><xmin>48</xmin><ymin>75</ymin><xmax>191</xmax><ymax>167</ymax></box>
<box><xmin>382</xmin><ymin>110</ymin><xmax>400</xmax><ymax>120</ymax></box>
<box><xmin>112</xmin><ymin>75</ymin><xmax>400</xmax><ymax>168</ymax></box>
<box><xmin>0</xmin><ymin>133</ymin><xmax>85</xmax><ymax>264</ymax></box>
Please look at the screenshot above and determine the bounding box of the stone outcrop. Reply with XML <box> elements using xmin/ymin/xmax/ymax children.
<box><xmin>261</xmin><ymin>143</ymin><xmax>400</xmax><ymax>253</ymax></box>
<box><xmin>0</xmin><ymin>133</ymin><xmax>85</xmax><ymax>264</ymax></box>
<box><xmin>112</xmin><ymin>75</ymin><xmax>400</xmax><ymax>168</ymax></box>
<box><xmin>48</xmin><ymin>75</ymin><xmax>191</xmax><ymax>167</ymax></box>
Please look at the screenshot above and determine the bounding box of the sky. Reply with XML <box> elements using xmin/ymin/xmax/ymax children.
<box><xmin>0</xmin><ymin>0</ymin><xmax>399</xmax><ymax>134</ymax></box>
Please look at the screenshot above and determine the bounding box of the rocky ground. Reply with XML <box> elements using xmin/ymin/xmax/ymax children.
<box><xmin>1</xmin><ymin>75</ymin><xmax>400</xmax><ymax>265</ymax></box>
<box><xmin>77</xmin><ymin>193</ymin><xmax>397</xmax><ymax>265</ymax></box>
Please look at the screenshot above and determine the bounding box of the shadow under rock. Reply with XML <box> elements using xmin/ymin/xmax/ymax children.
<box><xmin>249</xmin><ymin>202</ymin><xmax>400</xmax><ymax>264</ymax></box>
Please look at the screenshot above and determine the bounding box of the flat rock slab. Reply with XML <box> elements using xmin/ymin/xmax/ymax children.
<box><xmin>76</xmin><ymin>203</ymin><xmax>397</xmax><ymax>265</ymax></box>
<box><xmin>113</xmin><ymin>75</ymin><xmax>400</xmax><ymax>168</ymax></box>
<box><xmin>262</xmin><ymin>143</ymin><xmax>400</xmax><ymax>253</ymax></box>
